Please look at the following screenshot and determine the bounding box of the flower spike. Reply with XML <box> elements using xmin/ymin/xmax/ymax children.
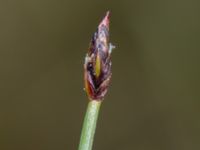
<box><xmin>84</xmin><ymin>11</ymin><xmax>114</xmax><ymax>101</ymax></box>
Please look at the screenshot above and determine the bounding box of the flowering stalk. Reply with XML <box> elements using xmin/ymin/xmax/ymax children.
<box><xmin>78</xmin><ymin>11</ymin><xmax>114</xmax><ymax>150</ymax></box>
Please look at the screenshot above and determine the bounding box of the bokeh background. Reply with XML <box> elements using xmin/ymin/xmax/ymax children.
<box><xmin>0</xmin><ymin>0</ymin><xmax>200</xmax><ymax>150</ymax></box>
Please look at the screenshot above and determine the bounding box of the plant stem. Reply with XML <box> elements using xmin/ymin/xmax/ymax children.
<box><xmin>78</xmin><ymin>100</ymin><xmax>102</xmax><ymax>150</ymax></box>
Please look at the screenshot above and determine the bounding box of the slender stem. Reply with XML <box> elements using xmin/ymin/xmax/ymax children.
<box><xmin>78</xmin><ymin>100</ymin><xmax>102</xmax><ymax>150</ymax></box>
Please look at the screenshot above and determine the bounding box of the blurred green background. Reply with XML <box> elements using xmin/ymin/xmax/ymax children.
<box><xmin>0</xmin><ymin>0</ymin><xmax>200</xmax><ymax>150</ymax></box>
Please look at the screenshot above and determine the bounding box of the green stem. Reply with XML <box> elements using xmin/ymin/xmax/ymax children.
<box><xmin>78</xmin><ymin>100</ymin><xmax>102</xmax><ymax>150</ymax></box>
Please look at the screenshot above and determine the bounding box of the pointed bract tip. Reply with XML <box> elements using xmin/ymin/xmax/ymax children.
<box><xmin>105</xmin><ymin>11</ymin><xmax>110</xmax><ymax>18</ymax></box>
<box><xmin>99</xmin><ymin>11</ymin><xmax>110</xmax><ymax>28</ymax></box>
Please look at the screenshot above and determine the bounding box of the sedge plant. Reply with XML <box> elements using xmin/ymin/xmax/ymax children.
<box><xmin>78</xmin><ymin>11</ymin><xmax>114</xmax><ymax>150</ymax></box>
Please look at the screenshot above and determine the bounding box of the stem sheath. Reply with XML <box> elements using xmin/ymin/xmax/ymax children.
<box><xmin>78</xmin><ymin>100</ymin><xmax>101</xmax><ymax>150</ymax></box>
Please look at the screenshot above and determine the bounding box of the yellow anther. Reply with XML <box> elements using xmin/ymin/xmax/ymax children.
<box><xmin>95</xmin><ymin>53</ymin><xmax>101</xmax><ymax>78</ymax></box>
